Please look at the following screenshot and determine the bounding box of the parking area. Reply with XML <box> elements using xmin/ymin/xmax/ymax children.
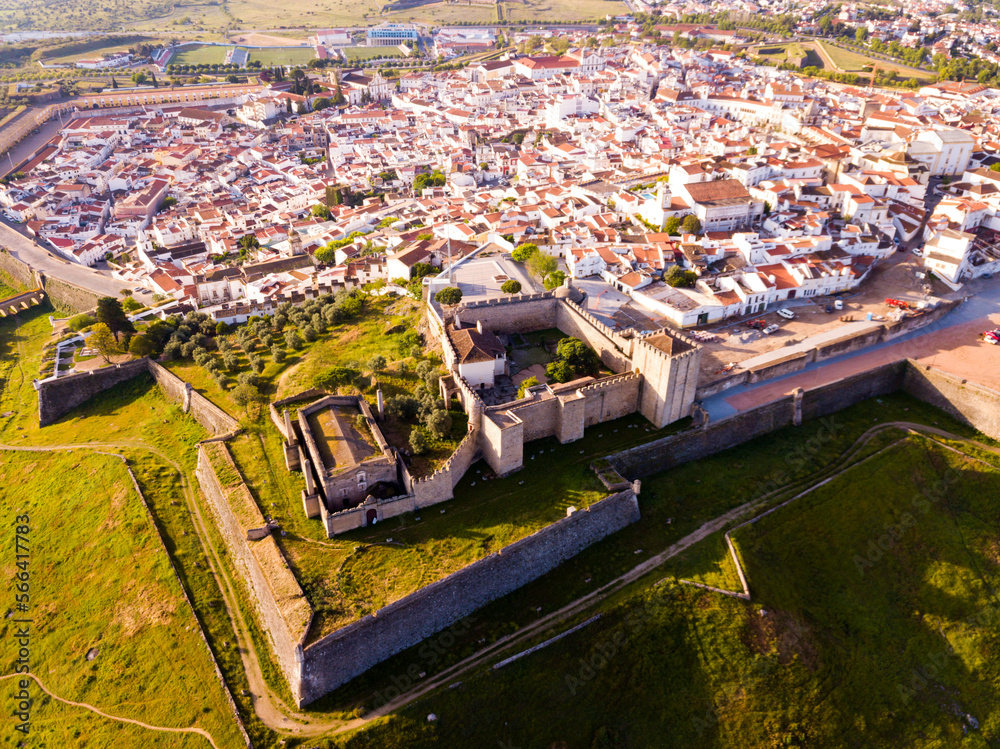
<box><xmin>696</xmin><ymin>250</ymin><xmax>942</xmax><ymax>382</ymax></box>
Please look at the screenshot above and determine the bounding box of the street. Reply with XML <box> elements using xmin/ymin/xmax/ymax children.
<box><xmin>0</xmin><ymin>221</ymin><xmax>128</xmax><ymax>297</ymax></box>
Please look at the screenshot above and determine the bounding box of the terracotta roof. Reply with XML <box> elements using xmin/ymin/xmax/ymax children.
<box><xmin>449</xmin><ymin>325</ymin><xmax>505</xmax><ymax>364</ymax></box>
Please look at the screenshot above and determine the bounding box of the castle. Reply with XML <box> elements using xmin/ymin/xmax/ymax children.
<box><xmin>275</xmin><ymin>285</ymin><xmax>702</xmax><ymax>536</ymax></box>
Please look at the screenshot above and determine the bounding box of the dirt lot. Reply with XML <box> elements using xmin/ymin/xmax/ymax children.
<box><xmin>228</xmin><ymin>33</ymin><xmax>309</xmax><ymax>46</ymax></box>
<box><xmin>697</xmin><ymin>250</ymin><xmax>939</xmax><ymax>382</ymax></box>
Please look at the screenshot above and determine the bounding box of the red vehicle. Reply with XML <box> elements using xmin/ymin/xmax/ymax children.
<box><xmin>884</xmin><ymin>298</ymin><xmax>911</xmax><ymax>310</ymax></box>
<box><xmin>746</xmin><ymin>318</ymin><xmax>767</xmax><ymax>330</ymax></box>
<box><xmin>981</xmin><ymin>331</ymin><xmax>1000</xmax><ymax>345</ymax></box>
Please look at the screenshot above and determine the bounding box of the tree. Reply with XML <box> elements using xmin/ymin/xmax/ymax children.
<box><xmin>368</xmin><ymin>354</ymin><xmax>387</xmax><ymax>372</ymax></box>
<box><xmin>425</xmin><ymin>409</ymin><xmax>452</xmax><ymax>438</ymax></box>
<box><xmin>89</xmin><ymin>323</ymin><xmax>122</xmax><ymax>364</ymax></box>
<box><xmin>526</xmin><ymin>251</ymin><xmax>557</xmax><ymax>280</ymax></box>
<box><xmin>511</xmin><ymin>243</ymin><xmax>538</xmax><ymax>262</ymax></box>
<box><xmin>556</xmin><ymin>337</ymin><xmax>600</xmax><ymax>377</ymax></box>
<box><xmin>96</xmin><ymin>297</ymin><xmax>135</xmax><ymax>342</ymax></box>
<box><xmin>226</xmin><ymin>74</ymin><xmax>240</xmax><ymax>83</ymax></box>
<box><xmin>516</xmin><ymin>375</ymin><xmax>538</xmax><ymax>399</ymax></box>
<box><xmin>127</xmin><ymin>333</ymin><xmax>156</xmax><ymax>358</ymax></box>
<box><xmin>110</xmin><ymin>76</ymin><xmax>118</xmax><ymax>89</ymax></box>
<box><xmin>435</xmin><ymin>287</ymin><xmax>463</xmax><ymax>305</ymax></box>
<box><xmin>664</xmin><ymin>216</ymin><xmax>682</xmax><ymax>235</ymax></box>
<box><xmin>311</xmin><ymin>203</ymin><xmax>332</xmax><ymax>220</ymax></box>
<box><xmin>543</xmin><ymin>270</ymin><xmax>566</xmax><ymax>291</ymax></box>
<box><xmin>990</xmin><ymin>163</ymin><xmax>1000</xmax><ymax>173</ymax></box>
<box><xmin>681</xmin><ymin>215</ymin><xmax>702</xmax><ymax>235</ymax></box>
<box><xmin>231</xmin><ymin>383</ymin><xmax>265</xmax><ymax>414</ymax></box>
<box><xmin>122</xmin><ymin>297</ymin><xmax>142</xmax><ymax>313</ymax></box>
<box><xmin>545</xmin><ymin>360</ymin><xmax>574</xmax><ymax>383</ymax></box>
<box><xmin>665</xmin><ymin>265</ymin><xmax>697</xmax><ymax>288</ymax></box>
<box><xmin>215</xmin><ymin>321</ymin><xmax>231</xmax><ymax>336</ymax></box>
<box><xmin>314</xmin><ymin>244</ymin><xmax>337</xmax><ymax>264</ymax></box>
<box><xmin>501</xmin><ymin>279</ymin><xmax>522</xmax><ymax>294</ymax></box>
<box><xmin>312</xmin><ymin>96</ymin><xmax>332</xmax><ymax>111</ymax></box>
<box><xmin>409</xmin><ymin>428</ymin><xmax>429</xmax><ymax>454</ymax></box>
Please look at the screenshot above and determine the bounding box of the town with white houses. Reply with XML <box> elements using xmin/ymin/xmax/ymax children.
<box><xmin>3</xmin><ymin>20</ymin><xmax>1000</xmax><ymax>356</ymax></box>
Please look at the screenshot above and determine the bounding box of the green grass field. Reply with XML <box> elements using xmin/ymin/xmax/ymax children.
<box><xmin>248</xmin><ymin>47</ymin><xmax>317</xmax><ymax>67</ymax></box>
<box><xmin>314</xmin><ymin>415</ymin><xmax>1000</xmax><ymax>748</ymax></box>
<box><xmin>168</xmin><ymin>44</ymin><xmax>229</xmax><ymax>66</ymax></box>
<box><xmin>0</xmin><ymin>448</ymin><xmax>246</xmax><ymax>749</ymax></box>
<box><xmin>815</xmin><ymin>39</ymin><xmax>935</xmax><ymax>82</ymax></box>
<box><xmin>341</xmin><ymin>46</ymin><xmax>404</xmax><ymax>62</ymax></box>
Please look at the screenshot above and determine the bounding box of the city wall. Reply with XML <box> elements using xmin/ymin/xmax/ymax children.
<box><xmin>196</xmin><ymin>442</ymin><xmax>312</xmax><ymax>704</ymax></box>
<box><xmin>902</xmin><ymin>364</ymin><xmax>1000</xmax><ymax>439</ymax></box>
<box><xmin>454</xmin><ymin>293</ymin><xmax>559</xmax><ymax>334</ymax></box>
<box><xmin>555</xmin><ymin>299</ymin><xmax>633</xmax><ymax>373</ymax></box>
<box><xmin>0</xmin><ymin>249</ymin><xmax>102</xmax><ymax>312</ymax></box>
<box><xmin>298</xmin><ymin>488</ymin><xmax>641</xmax><ymax>705</ymax></box>
<box><xmin>0</xmin><ymin>249</ymin><xmax>40</xmax><ymax>289</ymax></box>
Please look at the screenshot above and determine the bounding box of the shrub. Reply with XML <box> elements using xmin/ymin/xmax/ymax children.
<box><xmin>302</xmin><ymin>325</ymin><xmax>317</xmax><ymax>343</ymax></box>
<box><xmin>215</xmin><ymin>321</ymin><xmax>231</xmax><ymax>336</ymax></box>
<box><xmin>501</xmin><ymin>279</ymin><xmax>522</xmax><ymax>294</ymax></box>
<box><xmin>223</xmin><ymin>351</ymin><xmax>240</xmax><ymax>371</ymax></box>
<box><xmin>385</xmin><ymin>395</ymin><xmax>420</xmax><ymax>420</ymax></box>
<box><xmin>249</xmin><ymin>354</ymin><xmax>265</xmax><ymax>374</ymax></box>
<box><xmin>271</xmin><ymin>345</ymin><xmax>286</xmax><ymax>363</ymax></box>
<box><xmin>368</xmin><ymin>354</ymin><xmax>387</xmax><ymax>372</ymax></box>
<box><xmin>409</xmin><ymin>429</ymin><xmax>429</xmax><ymax>454</ymax></box>
<box><xmin>67</xmin><ymin>313</ymin><xmax>95</xmax><ymax>332</ymax></box>
<box><xmin>314</xmin><ymin>366</ymin><xmax>358</xmax><ymax>391</ymax></box>
<box><xmin>236</xmin><ymin>371</ymin><xmax>260</xmax><ymax>388</ymax></box>
<box><xmin>665</xmin><ymin>265</ymin><xmax>697</xmax><ymax>288</ymax></box>
<box><xmin>543</xmin><ymin>270</ymin><xmax>566</xmax><ymax>290</ymax></box>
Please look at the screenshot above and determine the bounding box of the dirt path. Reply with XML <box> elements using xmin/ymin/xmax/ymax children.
<box><xmin>0</xmin><ymin>672</ymin><xmax>219</xmax><ymax>748</ymax></box>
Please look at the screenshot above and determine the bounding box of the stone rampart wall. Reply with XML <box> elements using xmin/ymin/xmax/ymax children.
<box><xmin>455</xmin><ymin>294</ymin><xmax>558</xmax><ymax>334</ymax></box>
<box><xmin>36</xmin><ymin>359</ymin><xmax>150</xmax><ymax>426</ymax></box>
<box><xmin>0</xmin><ymin>250</ymin><xmax>39</xmax><ymax>289</ymax></box>
<box><xmin>298</xmin><ymin>489</ymin><xmax>641</xmax><ymax>705</ymax></box>
<box><xmin>555</xmin><ymin>300</ymin><xmax>632</xmax><ymax>373</ymax></box>
<box><xmin>581</xmin><ymin>374</ymin><xmax>641</xmax><ymax>427</ymax></box>
<box><xmin>903</xmin><ymin>362</ymin><xmax>1000</xmax><ymax>439</ymax></box>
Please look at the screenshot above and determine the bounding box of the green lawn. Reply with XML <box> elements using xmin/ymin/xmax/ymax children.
<box><xmin>168</xmin><ymin>44</ymin><xmax>229</xmax><ymax>66</ymax></box>
<box><xmin>341</xmin><ymin>46</ymin><xmax>404</xmax><ymax>62</ymax></box>
<box><xmin>0</xmin><ymin>448</ymin><xmax>246</xmax><ymax>749</ymax></box>
<box><xmin>816</xmin><ymin>39</ymin><xmax>935</xmax><ymax>82</ymax></box>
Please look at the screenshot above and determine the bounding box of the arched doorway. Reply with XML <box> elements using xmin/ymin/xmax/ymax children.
<box><xmin>366</xmin><ymin>509</ymin><xmax>378</xmax><ymax>526</ymax></box>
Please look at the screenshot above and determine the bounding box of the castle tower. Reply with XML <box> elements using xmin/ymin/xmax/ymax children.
<box><xmin>632</xmin><ymin>329</ymin><xmax>701</xmax><ymax>428</ymax></box>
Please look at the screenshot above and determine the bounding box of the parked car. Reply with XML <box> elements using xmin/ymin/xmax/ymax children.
<box><xmin>825</xmin><ymin>304</ymin><xmax>834</xmax><ymax>313</ymax></box>
<box><xmin>777</xmin><ymin>308</ymin><xmax>795</xmax><ymax>320</ymax></box>
<box><xmin>834</xmin><ymin>299</ymin><xmax>844</xmax><ymax>311</ymax></box>
<box><xmin>983</xmin><ymin>331</ymin><xmax>1000</xmax><ymax>345</ymax></box>
<box><xmin>762</xmin><ymin>323</ymin><xmax>780</xmax><ymax>335</ymax></box>
<box><xmin>912</xmin><ymin>247</ymin><xmax>924</xmax><ymax>257</ymax></box>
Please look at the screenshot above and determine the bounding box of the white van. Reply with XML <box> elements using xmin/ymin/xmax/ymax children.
<box><xmin>777</xmin><ymin>308</ymin><xmax>795</xmax><ymax>320</ymax></box>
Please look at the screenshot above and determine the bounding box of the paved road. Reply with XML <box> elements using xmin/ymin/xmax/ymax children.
<box><xmin>0</xmin><ymin>220</ymin><xmax>127</xmax><ymax>297</ymax></box>
<box><xmin>0</xmin><ymin>116</ymin><xmax>64</xmax><ymax>179</ymax></box>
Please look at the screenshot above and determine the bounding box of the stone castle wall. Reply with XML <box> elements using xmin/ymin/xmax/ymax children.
<box><xmin>37</xmin><ymin>359</ymin><xmax>150</xmax><ymax>426</ymax></box>
<box><xmin>455</xmin><ymin>293</ymin><xmax>558</xmax><ymax>334</ymax></box>
<box><xmin>298</xmin><ymin>489</ymin><xmax>641</xmax><ymax>705</ymax></box>
<box><xmin>581</xmin><ymin>374</ymin><xmax>642</xmax><ymax>427</ymax></box>
<box><xmin>555</xmin><ymin>299</ymin><xmax>633</xmax><ymax>373</ymax></box>
<box><xmin>0</xmin><ymin>250</ymin><xmax>40</xmax><ymax>290</ymax></box>
<box><xmin>903</xmin><ymin>363</ymin><xmax>1000</xmax><ymax>439</ymax></box>
<box><xmin>196</xmin><ymin>442</ymin><xmax>312</xmax><ymax>704</ymax></box>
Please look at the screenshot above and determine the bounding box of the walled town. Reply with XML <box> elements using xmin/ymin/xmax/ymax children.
<box><xmin>2</xmin><ymin>8</ymin><xmax>1000</xmax><ymax>748</ymax></box>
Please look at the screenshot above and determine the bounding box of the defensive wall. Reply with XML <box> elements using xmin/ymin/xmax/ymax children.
<box><xmin>0</xmin><ymin>249</ymin><xmax>103</xmax><ymax>312</ymax></box>
<box><xmin>902</xmin><ymin>364</ymin><xmax>1000</xmax><ymax>439</ymax></box>
<box><xmin>297</xmin><ymin>488</ymin><xmax>641</xmax><ymax>705</ymax></box>
<box><xmin>695</xmin><ymin>300</ymin><xmax>962</xmax><ymax>400</ymax></box>
<box><xmin>36</xmin><ymin>358</ymin><xmax>238</xmax><ymax>434</ymax></box>
<box><xmin>196</xmin><ymin>442</ymin><xmax>312</xmax><ymax>704</ymax></box>
<box><xmin>0</xmin><ymin>288</ymin><xmax>46</xmax><ymax>318</ymax></box>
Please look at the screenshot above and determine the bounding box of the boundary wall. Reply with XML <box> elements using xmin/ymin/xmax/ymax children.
<box><xmin>0</xmin><ymin>249</ymin><xmax>102</xmax><ymax>312</ymax></box>
<box><xmin>902</xmin><ymin>363</ymin><xmax>1000</xmax><ymax>439</ymax></box>
<box><xmin>297</xmin><ymin>489</ymin><xmax>641</xmax><ymax>705</ymax></box>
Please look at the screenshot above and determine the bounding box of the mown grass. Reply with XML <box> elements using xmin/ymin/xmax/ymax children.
<box><xmin>319</xmin><ymin>408</ymin><xmax>1000</xmax><ymax>749</ymax></box>
<box><xmin>248</xmin><ymin>47</ymin><xmax>317</xmax><ymax>67</ymax></box>
<box><xmin>816</xmin><ymin>39</ymin><xmax>936</xmax><ymax>81</ymax></box>
<box><xmin>0</xmin><ymin>450</ymin><xmax>245</xmax><ymax>749</ymax></box>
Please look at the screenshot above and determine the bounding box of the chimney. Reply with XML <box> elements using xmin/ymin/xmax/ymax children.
<box><xmin>476</xmin><ymin>320</ymin><xmax>483</xmax><ymax>334</ymax></box>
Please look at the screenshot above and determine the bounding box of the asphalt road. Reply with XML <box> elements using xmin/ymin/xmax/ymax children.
<box><xmin>0</xmin><ymin>220</ymin><xmax>129</xmax><ymax>297</ymax></box>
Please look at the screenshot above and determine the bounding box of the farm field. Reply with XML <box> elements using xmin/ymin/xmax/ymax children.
<box><xmin>316</xmin><ymin>418</ymin><xmax>1000</xmax><ymax>748</ymax></box>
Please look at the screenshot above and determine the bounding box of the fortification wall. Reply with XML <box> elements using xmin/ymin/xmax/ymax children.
<box><xmin>196</xmin><ymin>443</ymin><xmax>311</xmax><ymax>703</ymax></box>
<box><xmin>36</xmin><ymin>359</ymin><xmax>150</xmax><ymax>426</ymax></box>
<box><xmin>39</xmin><ymin>274</ymin><xmax>100</xmax><ymax>313</ymax></box>
<box><xmin>555</xmin><ymin>300</ymin><xmax>632</xmax><ymax>373</ymax></box>
<box><xmin>455</xmin><ymin>294</ymin><xmax>558</xmax><ymax>334</ymax></box>
<box><xmin>610</xmin><ymin>397</ymin><xmax>796</xmax><ymax>478</ymax></box>
<box><xmin>903</xmin><ymin>362</ymin><xmax>1000</xmax><ymax>439</ymax></box>
<box><xmin>799</xmin><ymin>360</ymin><xmax>906</xmax><ymax>422</ymax></box>
<box><xmin>505</xmin><ymin>395</ymin><xmax>559</xmax><ymax>442</ymax></box>
<box><xmin>298</xmin><ymin>489</ymin><xmax>641</xmax><ymax>705</ymax></box>
<box><xmin>480</xmin><ymin>411</ymin><xmax>523</xmax><ymax>476</ymax></box>
<box><xmin>581</xmin><ymin>374</ymin><xmax>641</xmax><ymax>427</ymax></box>
<box><xmin>148</xmin><ymin>361</ymin><xmax>238</xmax><ymax>435</ymax></box>
<box><xmin>0</xmin><ymin>250</ymin><xmax>39</xmax><ymax>289</ymax></box>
